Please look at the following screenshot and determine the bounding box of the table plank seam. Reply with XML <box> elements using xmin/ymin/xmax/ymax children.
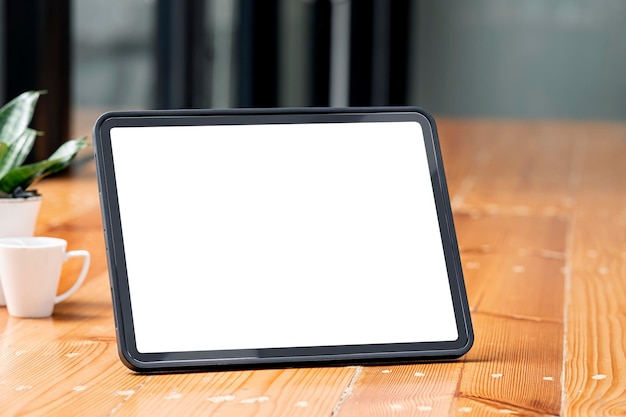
<box><xmin>461</xmin><ymin>394</ymin><xmax>560</xmax><ymax>416</ymax></box>
<box><xmin>560</xmin><ymin>209</ymin><xmax>576</xmax><ymax>417</ymax></box>
<box><xmin>451</xmin><ymin>358</ymin><xmax>467</xmax><ymax>415</ymax></box>
<box><xmin>330</xmin><ymin>366</ymin><xmax>362</xmax><ymax>417</ymax></box>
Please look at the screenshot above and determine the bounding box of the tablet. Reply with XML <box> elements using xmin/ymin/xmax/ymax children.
<box><xmin>93</xmin><ymin>107</ymin><xmax>473</xmax><ymax>372</ymax></box>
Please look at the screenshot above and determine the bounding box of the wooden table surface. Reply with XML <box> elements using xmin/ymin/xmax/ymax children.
<box><xmin>1</xmin><ymin>118</ymin><xmax>625</xmax><ymax>416</ymax></box>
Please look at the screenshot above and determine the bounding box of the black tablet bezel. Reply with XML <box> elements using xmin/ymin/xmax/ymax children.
<box><xmin>93</xmin><ymin>107</ymin><xmax>473</xmax><ymax>372</ymax></box>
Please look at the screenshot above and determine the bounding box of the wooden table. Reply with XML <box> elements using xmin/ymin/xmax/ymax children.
<box><xmin>1</xmin><ymin>118</ymin><xmax>625</xmax><ymax>416</ymax></box>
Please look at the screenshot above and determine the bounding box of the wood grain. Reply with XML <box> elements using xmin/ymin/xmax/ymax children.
<box><xmin>335</xmin><ymin>364</ymin><xmax>463</xmax><ymax>416</ymax></box>
<box><xmin>113</xmin><ymin>367</ymin><xmax>357</xmax><ymax>417</ymax></box>
<box><xmin>455</xmin><ymin>212</ymin><xmax>567</xmax><ymax>320</ymax></box>
<box><xmin>1</xmin><ymin>117</ymin><xmax>625</xmax><ymax>416</ymax></box>
<box><xmin>564</xmin><ymin>127</ymin><xmax>626</xmax><ymax>416</ymax></box>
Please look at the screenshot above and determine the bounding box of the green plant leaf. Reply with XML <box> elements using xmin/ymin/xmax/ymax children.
<box><xmin>0</xmin><ymin>142</ymin><xmax>8</xmax><ymax>161</ymax></box>
<box><xmin>0</xmin><ymin>91</ymin><xmax>41</xmax><ymax>146</ymax></box>
<box><xmin>0</xmin><ymin>128</ymin><xmax>37</xmax><ymax>180</ymax></box>
<box><xmin>43</xmin><ymin>136</ymin><xmax>89</xmax><ymax>173</ymax></box>
<box><xmin>0</xmin><ymin>160</ymin><xmax>50</xmax><ymax>194</ymax></box>
<box><xmin>0</xmin><ymin>136</ymin><xmax>88</xmax><ymax>194</ymax></box>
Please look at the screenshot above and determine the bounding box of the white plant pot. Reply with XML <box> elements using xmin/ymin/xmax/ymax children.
<box><xmin>0</xmin><ymin>196</ymin><xmax>42</xmax><ymax>306</ymax></box>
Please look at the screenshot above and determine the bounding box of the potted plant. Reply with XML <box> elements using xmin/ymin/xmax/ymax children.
<box><xmin>0</xmin><ymin>90</ymin><xmax>88</xmax><ymax>238</ymax></box>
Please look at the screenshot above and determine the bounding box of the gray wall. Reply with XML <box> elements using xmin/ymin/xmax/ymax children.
<box><xmin>410</xmin><ymin>1</ymin><xmax>626</xmax><ymax>120</ymax></box>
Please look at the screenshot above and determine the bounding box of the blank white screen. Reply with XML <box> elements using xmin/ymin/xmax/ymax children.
<box><xmin>110</xmin><ymin>121</ymin><xmax>458</xmax><ymax>353</ymax></box>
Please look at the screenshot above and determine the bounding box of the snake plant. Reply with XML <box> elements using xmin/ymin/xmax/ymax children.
<box><xmin>0</xmin><ymin>91</ymin><xmax>88</xmax><ymax>198</ymax></box>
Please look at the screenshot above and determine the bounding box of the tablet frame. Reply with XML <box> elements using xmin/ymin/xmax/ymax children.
<box><xmin>93</xmin><ymin>107</ymin><xmax>473</xmax><ymax>372</ymax></box>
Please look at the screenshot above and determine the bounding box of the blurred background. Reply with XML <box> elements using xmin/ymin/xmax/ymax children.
<box><xmin>1</xmin><ymin>0</ymin><xmax>625</xmax><ymax>152</ymax></box>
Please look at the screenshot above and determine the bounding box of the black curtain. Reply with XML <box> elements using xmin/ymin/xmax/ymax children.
<box><xmin>1</xmin><ymin>0</ymin><xmax>71</xmax><ymax>161</ymax></box>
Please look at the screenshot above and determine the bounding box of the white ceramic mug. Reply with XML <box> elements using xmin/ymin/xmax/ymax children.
<box><xmin>0</xmin><ymin>237</ymin><xmax>90</xmax><ymax>318</ymax></box>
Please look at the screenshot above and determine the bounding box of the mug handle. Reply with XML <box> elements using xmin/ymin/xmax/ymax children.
<box><xmin>54</xmin><ymin>250</ymin><xmax>91</xmax><ymax>303</ymax></box>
